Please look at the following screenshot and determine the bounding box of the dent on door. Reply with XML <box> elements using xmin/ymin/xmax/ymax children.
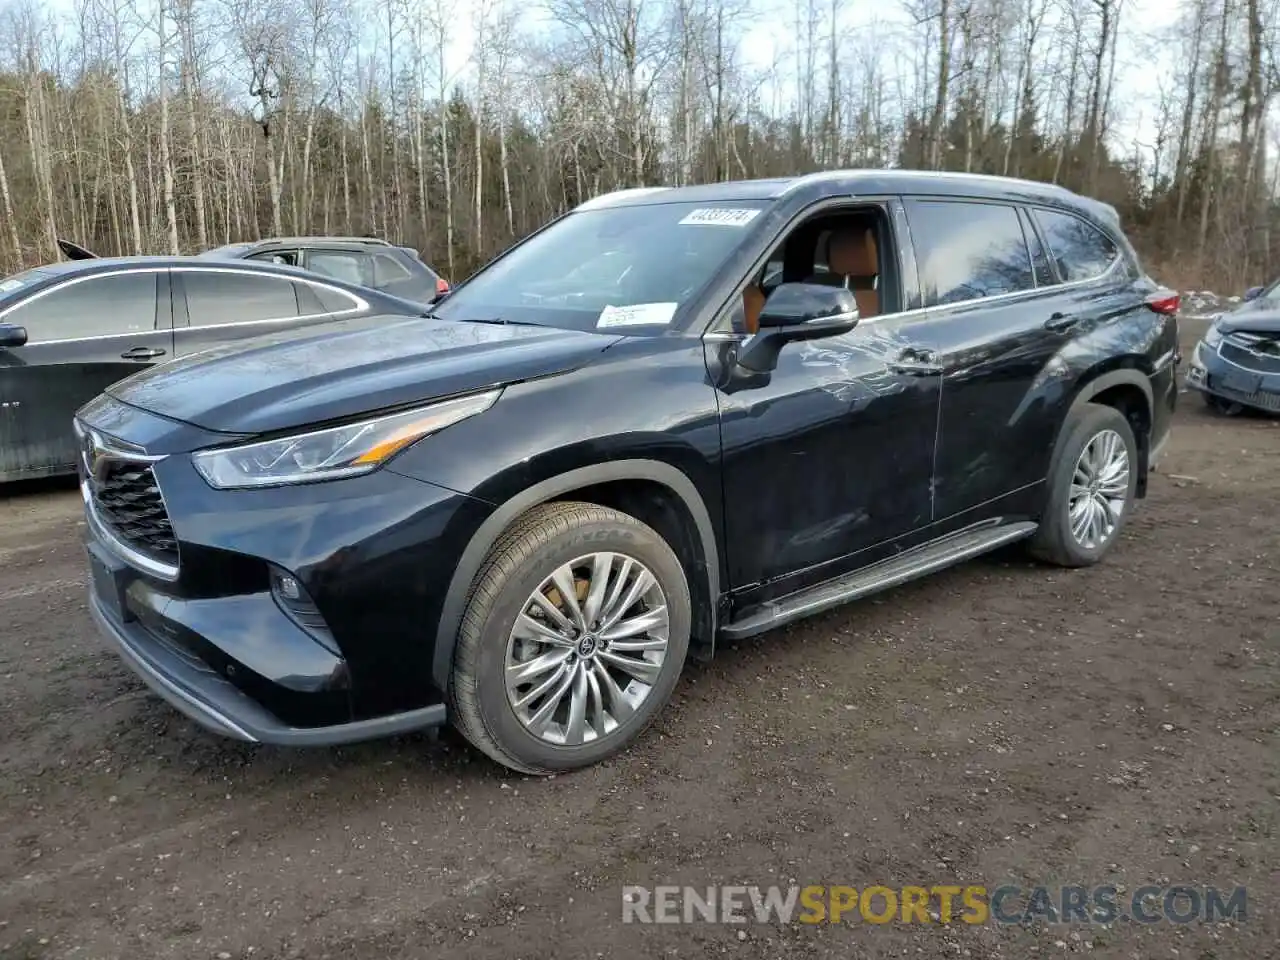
<box><xmin>712</xmin><ymin>319</ymin><xmax>941</xmax><ymax>596</ymax></box>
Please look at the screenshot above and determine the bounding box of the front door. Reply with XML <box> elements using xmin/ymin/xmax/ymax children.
<box><xmin>709</xmin><ymin>202</ymin><xmax>942</xmax><ymax>603</ymax></box>
<box><xmin>0</xmin><ymin>269</ymin><xmax>172</xmax><ymax>479</ymax></box>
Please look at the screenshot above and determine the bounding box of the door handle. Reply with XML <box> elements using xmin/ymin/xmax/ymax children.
<box><xmin>1044</xmin><ymin>312</ymin><xmax>1079</xmax><ymax>332</ymax></box>
<box><xmin>121</xmin><ymin>347</ymin><xmax>166</xmax><ymax>360</ymax></box>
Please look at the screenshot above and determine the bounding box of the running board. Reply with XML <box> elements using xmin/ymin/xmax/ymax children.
<box><xmin>719</xmin><ymin>521</ymin><xmax>1039</xmax><ymax>640</ymax></box>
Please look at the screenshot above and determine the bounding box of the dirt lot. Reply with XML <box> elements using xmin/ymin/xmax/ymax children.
<box><xmin>1</xmin><ymin>317</ymin><xmax>1277</xmax><ymax>960</ymax></box>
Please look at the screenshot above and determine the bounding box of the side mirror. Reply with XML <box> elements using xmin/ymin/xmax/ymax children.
<box><xmin>0</xmin><ymin>323</ymin><xmax>27</xmax><ymax>348</ymax></box>
<box><xmin>1244</xmin><ymin>285</ymin><xmax>1264</xmax><ymax>301</ymax></box>
<box><xmin>737</xmin><ymin>282</ymin><xmax>860</xmax><ymax>374</ymax></box>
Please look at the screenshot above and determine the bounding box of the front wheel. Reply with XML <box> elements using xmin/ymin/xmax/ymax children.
<box><xmin>1028</xmin><ymin>403</ymin><xmax>1139</xmax><ymax>568</ymax></box>
<box><xmin>449</xmin><ymin>501</ymin><xmax>691</xmax><ymax>774</ymax></box>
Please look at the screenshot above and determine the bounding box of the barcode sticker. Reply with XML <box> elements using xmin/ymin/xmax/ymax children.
<box><xmin>678</xmin><ymin>208</ymin><xmax>762</xmax><ymax>227</ymax></box>
<box><xmin>597</xmin><ymin>302</ymin><xmax>679</xmax><ymax>328</ymax></box>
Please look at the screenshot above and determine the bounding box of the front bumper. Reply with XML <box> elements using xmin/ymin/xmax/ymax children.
<box><xmin>88</xmin><ymin>582</ymin><xmax>446</xmax><ymax>745</ymax></box>
<box><xmin>85</xmin><ymin>531</ymin><xmax>451</xmax><ymax>746</ymax></box>
<box><xmin>76</xmin><ymin>397</ymin><xmax>495</xmax><ymax>746</ymax></box>
<box><xmin>1185</xmin><ymin>338</ymin><xmax>1280</xmax><ymax>412</ymax></box>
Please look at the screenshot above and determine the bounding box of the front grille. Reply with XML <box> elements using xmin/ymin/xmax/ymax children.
<box><xmin>1220</xmin><ymin>334</ymin><xmax>1280</xmax><ymax>373</ymax></box>
<box><xmin>92</xmin><ymin>460</ymin><xmax>179</xmax><ymax>568</ymax></box>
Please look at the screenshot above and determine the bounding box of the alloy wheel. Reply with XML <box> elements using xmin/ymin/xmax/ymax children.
<box><xmin>1067</xmin><ymin>428</ymin><xmax>1130</xmax><ymax>550</ymax></box>
<box><xmin>504</xmin><ymin>552</ymin><xmax>670</xmax><ymax>746</ymax></box>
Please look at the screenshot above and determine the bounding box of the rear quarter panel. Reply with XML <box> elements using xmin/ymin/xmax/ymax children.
<box><xmin>1033</xmin><ymin>276</ymin><xmax>1178</xmax><ymax>491</ymax></box>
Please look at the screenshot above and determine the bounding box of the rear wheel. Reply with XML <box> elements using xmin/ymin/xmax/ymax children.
<box><xmin>1028</xmin><ymin>403</ymin><xmax>1139</xmax><ymax>568</ymax></box>
<box><xmin>449</xmin><ymin>501</ymin><xmax>691</xmax><ymax>774</ymax></box>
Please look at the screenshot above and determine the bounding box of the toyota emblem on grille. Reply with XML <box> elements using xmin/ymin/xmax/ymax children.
<box><xmin>80</xmin><ymin>428</ymin><xmax>109</xmax><ymax>486</ymax></box>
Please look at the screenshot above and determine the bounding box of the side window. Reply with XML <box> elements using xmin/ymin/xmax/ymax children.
<box><xmin>181</xmin><ymin>271</ymin><xmax>300</xmax><ymax>327</ymax></box>
<box><xmin>722</xmin><ymin>209</ymin><xmax>890</xmax><ymax>334</ymax></box>
<box><xmin>1018</xmin><ymin>208</ymin><xmax>1055</xmax><ymax>286</ymax></box>
<box><xmin>6</xmin><ymin>273</ymin><xmax>159</xmax><ymax>342</ymax></box>
<box><xmin>302</xmin><ymin>282</ymin><xmax>363</xmax><ymax>315</ymax></box>
<box><xmin>1031</xmin><ymin>208</ymin><xmax>1119</xmax><ymax>283</ymax></box>
<box><xmin>905</xmin><ymin>200</ymin><xmax>1035</xmax><ymax>307</ymax></box>
<box><xmin>307</xmin><ymin>251</ymin><xmax>371</xmax><ymax>287</ymax></box>
<box><xmin>372</xmin><ymin>253</ymin><xmax>413</xmax><ymax>287</ymax></box>
<box><xmin>247</xmin><ymin>250</ymin><xmax>299</xmax><ymax>267</ymax></box>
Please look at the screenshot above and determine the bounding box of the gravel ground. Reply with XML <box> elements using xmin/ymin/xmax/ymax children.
<box><xmin>1</xmin><ymin>317</ymin><xmax>1276</xmax><ymax>960</ymax></box>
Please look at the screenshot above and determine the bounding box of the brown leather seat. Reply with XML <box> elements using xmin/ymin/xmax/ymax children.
<box><xmin>742</xmin><ymin>225</ymin><xmax>880</xmax><ymax>333</ymax></box>
<box><xmin>743</xmin><ymin>283</ymin><xmax>767</xmax><ymax>334</ymax></box>
<box><xmin>826</xmin><ymin>227</ymin><xmax>879</xmax><ymax>318</ymax></box>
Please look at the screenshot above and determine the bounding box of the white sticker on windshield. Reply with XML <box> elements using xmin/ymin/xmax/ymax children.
<box><xmin>597</xmin><ymin>302</ymin><xmax>678</xmax><ymax>329</ymax></box>
<box><xmin>0</xmin><ymin>278</ymin><xmax>25</xmax><ymax>293</ymax></box>
<box><xmin>678</xmin><ymin>207</ymin><xmax>761</xmax><ymax>227</ymax></box>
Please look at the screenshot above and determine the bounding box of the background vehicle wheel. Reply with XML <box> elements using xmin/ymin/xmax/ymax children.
<box><xmin>1028</xmin><ymin>402</ymin><xmax>1139</xmax><ymax>568</ymax></box>
<box><xmin>449</xmin><ymin>501</ymin><xmax>692</xmax><ymax>774</ymax></box>
<box><xmin>1203</xmin><ymin>393</ymin><xmax>1245</xmax><ymax>416</ymax></box>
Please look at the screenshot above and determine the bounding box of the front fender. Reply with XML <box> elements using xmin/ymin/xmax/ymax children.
<box><xmin>382</xmin><ymin>344</ymin><xmax>726</xmax><ymax>692</ymax></box>
<box><xmin>424</xmin><ymin>458</ymin><xmax>721</xmax><ymax>692</ymax></box>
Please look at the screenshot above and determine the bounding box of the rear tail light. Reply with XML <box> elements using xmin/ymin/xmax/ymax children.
<box><xmin>1144</xmin><ymin>290</ymin><xmax>1180</xmax><ymax>314</ymax></box>
<box><xmin>436</xmin><ymin>277</ymin><xmax>450</xmax><ymax>295</ymax></box>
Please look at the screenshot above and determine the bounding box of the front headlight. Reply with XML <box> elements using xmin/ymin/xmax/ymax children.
<box><xmin>1203</xmin><ymin>318</ymin><xmax>1223</xmax><ymax>348</ymax></box>
<box><xmin>192</xmin><ymin>389</ymin><xmax>501</xmax><ymax>489</ymax></box>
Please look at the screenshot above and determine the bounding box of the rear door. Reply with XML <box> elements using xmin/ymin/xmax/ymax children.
<box><xmin>171</xmin><ymin>266</ymin><xmax>368</xmax><ymax>357</ymax></box>
<box><xmin>0</xmin><ymin>269</ymin><xmax>172</xmax><ymax>479</ymax></box>
<box><xmin>898</xmin><ymin>197</ymin><xmax>1066</xmax><ymax>522</ymax></box>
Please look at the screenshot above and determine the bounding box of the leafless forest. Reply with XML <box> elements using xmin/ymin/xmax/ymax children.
<box><xmin>0</xmin><ymin>0</ymin><xmax>1277</xmax><ymax>289</ymax></box>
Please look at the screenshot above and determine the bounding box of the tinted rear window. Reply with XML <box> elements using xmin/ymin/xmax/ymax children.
<box><xmin>904</xmin><ymin>199</ymin><xmax>1036</xmax><ymax>307</ymax></box>
<box><xmin>1031</xmin><ymin>208</ymin><xmax>1120</xmax><ymax>283</ymax></box>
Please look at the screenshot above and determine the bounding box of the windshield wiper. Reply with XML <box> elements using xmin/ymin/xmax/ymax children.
<box><xmin>463</xmin><ymin>316</ymin><xmax>545</xmax><ymax>328</ymax></box>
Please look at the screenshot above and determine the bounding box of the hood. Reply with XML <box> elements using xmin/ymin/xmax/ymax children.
<box><xmin>107</xmin><ymin>314</ymin><xmax>621</xmax><ymax>434</ymax></box>
<box><xmin>1218</xmin><ymin>304</ymin><xmax>1280</xmax><ymax>334</ymax></box>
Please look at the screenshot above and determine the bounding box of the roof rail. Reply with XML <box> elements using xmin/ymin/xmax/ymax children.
<box><xmin>247</xmin><ymin>235</ymin><xmax>395</xmax><ymax>247</ymax></box>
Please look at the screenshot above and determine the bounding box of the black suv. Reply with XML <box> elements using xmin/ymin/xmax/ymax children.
<box><xmin>197</xmin><ymin>236</ymin><xmax>449</xmax><ymax>303</ymax></box>
<box><xmin>76</xmin><ymin>171</ymin><xmax>1180</xmax><ymax>774</ymax></box>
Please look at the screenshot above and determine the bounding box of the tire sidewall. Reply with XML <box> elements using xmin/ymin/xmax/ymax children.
<box><xmin>1045</xmin><ymin>405</ymin><xmax>1139</xmax><ymax>564</ymax></box>
<box><xmin>468</xmin><ymin>518</ymin><xmax>691</xmax><ymax>771</ymax></box>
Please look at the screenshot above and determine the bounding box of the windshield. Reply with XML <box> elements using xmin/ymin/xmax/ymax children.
<box><xmin>0</xmin><ymin>267</ymin><xmax>53</xmax><ymax>304</ymax></box>
<box><xmin>433</xmin><ymin>199</ymin><xmax>768</xmax><ymax>334</ymax></box>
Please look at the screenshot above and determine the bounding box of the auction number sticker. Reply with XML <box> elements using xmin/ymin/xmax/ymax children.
<box><xmin>0</xmin><ymin>278</ymin><xmax>25</xmax><ymax>292</ymax></box>
<box><xmin>678</xmin><ymin>207</ymin><xmax>762</xmax><ymax>227</ymax></box>
<box><xmin>597</xmin><ymin>302</ymin><xmax>679</xmax><ymax>328</ymax></box>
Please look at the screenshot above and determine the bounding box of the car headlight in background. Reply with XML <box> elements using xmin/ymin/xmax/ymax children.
<box><xmin>192</xmin><ymin>388</ymin><xmax>502</xmax><ymax>489</ymax></box>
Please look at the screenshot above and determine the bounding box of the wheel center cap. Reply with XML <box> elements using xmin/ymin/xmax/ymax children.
<box><xmin>577</xmin><ymin>635</ymin><xmax>598</xmax><ymax>657</ymax></box>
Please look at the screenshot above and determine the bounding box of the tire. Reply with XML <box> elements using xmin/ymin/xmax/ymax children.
<box><xmin>448</xmin><ymin>501</ymin><xmax>692</xmax><ymax>774</ymax></box>
<box><xmin>1027</xmin><ymin>402</ymin><xmax>1140</xmax><ymax>568</ymax></box>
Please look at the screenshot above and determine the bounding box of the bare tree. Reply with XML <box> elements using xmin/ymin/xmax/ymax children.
<box><xmin>0</xmin><ymin>0</ymin><xmax>1277</xmax><ymax>293</ymax></box>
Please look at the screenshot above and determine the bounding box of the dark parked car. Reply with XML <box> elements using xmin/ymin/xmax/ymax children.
<box><xmin>76</xmin><ymin>170</ymin><xmax>1180</xmax><ymax>774</ymax></box>
<box><xmin>1185</xmin><ymin>278</ymin><xmax>1280</xmax><ymax>415</ymax></box>
<box><xmin>0</xmin><ymin>257</ymin><xmax>427</xmax><ymax>482</ymax></box>
<box><xmin>196</xmin><ymin>236</ymin><xmax>450</xmax><ymax>303</ymax></box>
